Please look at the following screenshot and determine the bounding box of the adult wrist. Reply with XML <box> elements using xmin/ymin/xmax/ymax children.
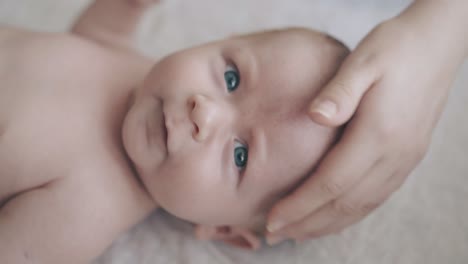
<box><xmin>396</xmin><ymin>0</ymin><xmax>468</xmax><ymax>59</ymax></box>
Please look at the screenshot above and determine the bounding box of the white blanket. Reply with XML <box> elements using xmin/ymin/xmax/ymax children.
<box><xmin>1</xmin><ymin>1</ymin><xmax>466</xmax><ymax>263</ymax></box>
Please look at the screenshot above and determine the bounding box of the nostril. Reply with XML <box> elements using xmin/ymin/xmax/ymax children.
<box><xmin>188</xmin><ymin>97</ymin><xmax>198</xmax><ymax>136</ymax></box>
<box><xmin>188</xmin><ymin>97</ymin><xmax>196</xmax><ymax>111</ymax></box>
<box><xmin>192</xmin><ymin>122</ymin><xmax>203</xmax><ymax>141</ymax></box>
<box><xmin>188</xmin><ymin>94</ymin><xmax>211</xmax><ymax>142</ymax></box>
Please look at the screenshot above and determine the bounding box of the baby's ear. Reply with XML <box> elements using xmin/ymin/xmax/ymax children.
<box><xmin>194</xmin><ymin>225</ymin><xmax>262</xmax><ymax>250</ymax></box>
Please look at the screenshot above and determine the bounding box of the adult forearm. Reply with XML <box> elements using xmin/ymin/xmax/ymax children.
<box><xmin>398</xmin><ymin>0</ymin><xmax>468</xmax><ymax>63</ymax></box>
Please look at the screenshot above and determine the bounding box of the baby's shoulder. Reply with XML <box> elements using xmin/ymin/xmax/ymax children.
<box><xmin>0</xmin><ymin>159</ymin><xmax>155</xmax><ymax>262</ymax></box>
<box><xmin>0</xmin><ymin>24</ymin><xmax>151</xmax><ymax>94</ymax></box>
<box><xmin>0</xmin><ymin>25</ymin><xmax>116</xmax><ymax>70</ymax></box>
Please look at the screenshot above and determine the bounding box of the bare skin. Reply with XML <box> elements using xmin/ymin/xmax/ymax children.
<box><xmin>266</xmin><ymin>0</ymin><xmax>468</xmax><ymax>243</ymax></box>
<box><xmin>0</xmin><ymin>1</ymin><xmax>158</xmax><ymax>263</ymax></box>
<box><xmin>0</xmin><ymin>0</ymin><xmax>350</xmax><ymax>261</ymax></box>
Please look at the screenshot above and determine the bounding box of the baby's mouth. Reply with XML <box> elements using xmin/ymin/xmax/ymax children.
<box><xmin>157</xmin><ymin>98</ymin><xmax>168</xmax><ymax>154</ymax></box>
<box><xmin>162</xmin><ymin>105</ymin><xmax>168</xmax><ymax>153</ymax></box>
<box><xmin>146</xmin><ymin>97</ymin><xmax>168</xmax><ymax>156</ymax></box>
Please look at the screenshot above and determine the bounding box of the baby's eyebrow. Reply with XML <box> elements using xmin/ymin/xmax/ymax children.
<box><xmin>240</xmin><ymin>127</ymin><xmax>267</xmax><ymax>188</ymax></box>
<box><xmin>211</xmin><ymin>54</ymin><xmax>225</xmax><ymax>91</ymax></box>
<box><xmin>233</xmin><ymin>46</ymin><xmax>257</xmax><ymax>94</ymax></box>
<box><xmin>252</xmin><ymin>127</ymin><xmax>268</xmax><ymax>167</ymax></box>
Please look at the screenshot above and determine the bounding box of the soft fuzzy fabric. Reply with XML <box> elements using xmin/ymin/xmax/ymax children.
<box><xmin>0</xmin><ymin>1</ymin><xmax>467</xmax><ymax>263</ymax></box>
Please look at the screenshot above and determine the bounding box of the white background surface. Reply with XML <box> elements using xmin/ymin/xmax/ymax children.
<box><xmin>0</xmin><ymin>1</ymin><xmax>466</xmax><ymax>263</ymax></box>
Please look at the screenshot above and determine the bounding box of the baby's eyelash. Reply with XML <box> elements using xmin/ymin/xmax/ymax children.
<box><xmin>233</xmin><ymin>140</ymin><xmax>248</xmax><ymax>171</ymax></box>
<box><xmin>226</xmin><ymin>64</ymin><xmax>237</xmax><ymax>72</ymax></box>
<box><xmin>224</xmin><ymin>62</ymin><xmax>241</xmax><ymax>93</ymax></box>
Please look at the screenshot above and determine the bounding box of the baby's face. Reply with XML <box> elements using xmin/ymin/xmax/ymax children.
<box><xmin>123</xmin><ymin>29</ymin><xmax>346</xmax><ymax>228</ymax></box>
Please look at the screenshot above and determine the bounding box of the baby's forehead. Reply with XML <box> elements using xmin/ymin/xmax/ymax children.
<box><xmin>244</xmin><ymin>32</ymin><xmax>341</xmax><ymax>93</ymax></box>
<box><xmin>245</xmin><ymin>113</ymin><xmax>336</xmax><ymax>191</ymax></box>
<box><xmin>239</xmin><ymin>28</ymin><xmax>340</xmax><ymax>59</ymax></box>
<box><xmin>238</xmin><ymin>28</ymin><xmax>328</xmax><ymax>45</ymax></box>
<box><xmin>234</xmin><ymin>53</ymin><xmax>331</xmax><ymax>124</ymax></box>
<box><xmin>260</xmin><ymin>114</ymin><xmax>331</xmax><ymax>171</ymax></box>
<box><xmin>235</xmin><ymin>28</ymin><xmax>348</xmax><ymax>71</ymax></box>
<box><xmin>241</xmin><ymin>114</ymin><xmax>337</xmax><ymax>228</ymax></box>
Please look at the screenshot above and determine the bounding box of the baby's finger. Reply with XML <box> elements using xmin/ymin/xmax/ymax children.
<box><xmin>309</xmin><ymin>53</ymin><xmax>378</xmax><ymax>127</ymax></box>
<box><xmin>266</xmin><ymin>126</ymin><xmax>379</xmax><ymax>234</ymax></box>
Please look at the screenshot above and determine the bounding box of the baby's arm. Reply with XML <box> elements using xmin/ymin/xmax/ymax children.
<box><xmin>71</xmin><ymin>0</ymin><xmax>158</xmax><ymax>50</ymax></box>
<box><xmin>0</xmin><ymin>175</ymin><xmax>147</xmax><ymax>264</ymax></box>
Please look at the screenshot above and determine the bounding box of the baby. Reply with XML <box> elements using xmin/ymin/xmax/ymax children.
<box><xmin>0</xmin><ymin>0</ymin><xmax>349</xmax><ymax>263</ymax></box>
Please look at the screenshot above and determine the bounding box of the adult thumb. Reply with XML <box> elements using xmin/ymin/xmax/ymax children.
<box><xmin>309</xmin><ymin>58</ymin><xmax>377</xmax><ymax>126</ymax></box>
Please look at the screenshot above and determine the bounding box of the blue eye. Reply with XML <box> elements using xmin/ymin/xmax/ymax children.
<box><xmin>234</xmin><ymin>142</ymin><xmax>248</xmax><ymax>170</ymax></box>
<box><xmin>224</xmin><ymin>65</ymin><xmax>240</xmax><ymax>92</ymax></box>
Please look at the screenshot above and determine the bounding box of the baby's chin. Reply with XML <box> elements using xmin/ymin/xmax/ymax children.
<box><xmin>121</xmin><ymin>109</ymin><xmax>145</xmax><ymax>170</ymax></box>
<box><xmin>122</xmin><ymin>95</ymin><xmax>167</xmax><ymax>171</ymax></box>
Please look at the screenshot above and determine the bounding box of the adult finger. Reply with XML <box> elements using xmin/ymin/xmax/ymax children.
<box><xmin>309</xmin><ymin>52</ymin><xmax>379</xmax><ymax>126</ymax></box>
<box><xmin>294</xmin><ymin>161</ymin><xmax>407</xmax><ymax>241</ymax></box>
<box><xmin>266</xmin><ymin>158</ymin><xmax>381</xmax><ymax>242</ymax></box>
<box><xmin>266</xmin><ymin>124</ymin><xmax>380</xmax><ymax>234</ymax></box>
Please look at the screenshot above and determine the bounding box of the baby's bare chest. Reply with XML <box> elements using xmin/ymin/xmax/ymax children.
<box><xmin>0</xmin><ymin>28</ymin><xmax>141</xmax><ymax>203</ymax></box>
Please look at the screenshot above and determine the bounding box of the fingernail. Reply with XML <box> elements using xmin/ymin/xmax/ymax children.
<box><xmin>266</xmin><ymin>235</ymin><xmax>286</xmax><ymax>246</ymax></box>
<box><xmin>310</xmin><ymin>100</ymin><xmax>337</xmax><ymax>119</ymax></box>
<box><xmin>266</xmin><ymin>221</ymin><xmax>285</xmax><ymax>233</ymax></box>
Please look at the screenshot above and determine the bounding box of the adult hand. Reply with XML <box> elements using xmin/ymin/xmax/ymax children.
<box><xmin>266</xmin><ymin>0</ymin><xmax>468</xmax><ymax>244</ymax></box>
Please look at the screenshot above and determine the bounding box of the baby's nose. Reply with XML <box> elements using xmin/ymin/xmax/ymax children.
<box><xmin>187</xmin><ymin>94</ymin><xmax>222</xmax><ymax>142</ymax></box>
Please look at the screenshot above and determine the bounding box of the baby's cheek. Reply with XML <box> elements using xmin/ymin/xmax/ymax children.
<box><xmin>151</xmin><ymin>159</ymin><xmax>225</xmax><ymax>223</ymax></box>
